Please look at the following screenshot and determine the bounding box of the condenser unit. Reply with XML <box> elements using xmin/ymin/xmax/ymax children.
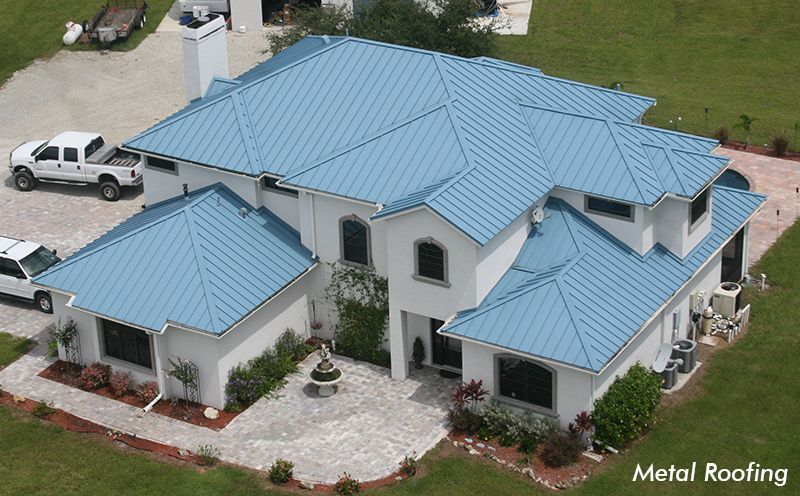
<box><xmin>713</xmin><ymin>282</ymin><xmax>741</xmax><ymax>318</ymax></box>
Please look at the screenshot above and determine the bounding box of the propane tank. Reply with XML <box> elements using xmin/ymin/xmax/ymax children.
<box><xmin>62</xmin><ymin>21</ymin><xmax>83</xmax><ymax>46</ymax></box>
<box><xmin>701</xmin><ymin>306</ymin><xmax>714</xmax><ymax>336</ymax></box>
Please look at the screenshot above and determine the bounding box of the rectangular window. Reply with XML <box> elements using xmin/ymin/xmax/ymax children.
<box><xmin>0</xmin><ymin>258</ymin><xmax>25</xmax><ymax>278</ymax></box>
<box><xmin>585</xmin><ymin>196</ymin><xmax>633</xmax><ymax>220</ymax></box>
<box><xmin>102</xmin><ymin>319</ymin><xmax>152</xmax><ymax>369</ymax></box>
<box><xmin>690</xmin><ymin>188</ymin><xmax>709</xmax><ymax>226</ymax></box>
<box><xmin>37</xmin><ymin>146</ymin><xmax>60</xmax><ymax>161</ymax></box>
<box><xmin>84</xmin><ymin>136</ymin><xmax>105</xmax><ymax>158</ymax></box>
<box><xmin>63</xmin><ymin>147</ymin><xmax>78</xmax><ymax>162</ymax></box>
<box><xmin>498</xmin><ymin>357</ymin><xmax>553</xmax><ymax>410</ymax></box>
<box><xmin>146</xmin><ymin>156</ymin><xmax>177</xmax><ymax>173</ymax></box>
<box><xmin>261</xmin><ymin>176</ymin><xmax>298</xmax><ymax>197</ymax></box>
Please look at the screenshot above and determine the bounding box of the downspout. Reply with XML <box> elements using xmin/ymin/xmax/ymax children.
<box><xmin>309</xmin><ymin>193</ymin><xmax>318</xmax><ymax>258</ymax></box>
<box><xmin>142</xmin><ymin>333</ymin><xmax>165</xmax><ymax>413</ymax></box>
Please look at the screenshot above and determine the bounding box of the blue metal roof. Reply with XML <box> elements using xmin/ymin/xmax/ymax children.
<box><xmin>33</xmin><ymin>184</ymin><xmax>316</xmax><ymax>336</ymax></box>
<box><xmin>440</xmin><ymin>186</ymin><xmax>766</xmax><ymax>372</ymax></box>
<box><xmin>125</xmin><ymin>37</ymin><xmax>739</xmax><ymax>246</ymax></box>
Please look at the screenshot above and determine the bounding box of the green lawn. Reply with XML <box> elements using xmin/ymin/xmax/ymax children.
<box><xmin>1</xmin><ymin>214</ymin><xmax>799</xmax><ymax>495</ymax></box>
<box><xmin>0</xmin><ymin>0</ymin><xmax>173</xmax><ymax>85</ymax></box>
<box><xmin>496</xmin><ymin>0</ymin><xmax>800</xmax><ymax>150</ymax></box>
<box><xmin>0</xmin><ymin>332</ymin><xmax>34</xmax><ymax>369</ymax></box>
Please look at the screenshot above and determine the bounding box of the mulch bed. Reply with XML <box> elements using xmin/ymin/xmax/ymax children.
<box><xmin>0</xmin><ymin>389</ymin><xmax>205</xmax><ymax>465</ymax></box>
<box><xmin>450</xmin><ymin>430</ymin><xmax>598</xmax><ymax>490</ymax></box>
<box><xmin>38</xmin><ymin>360</ymin><xmax>238</xmax><ymax>430</ymax></box>
<box><xmin>722</xmin><ymin>141</ymin><xmax>800</xmax><ymax>163</ymax></box>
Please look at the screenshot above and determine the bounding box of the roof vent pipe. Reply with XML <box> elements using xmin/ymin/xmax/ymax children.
<box><xmin>239</xmin><ymin>207</ymin><xmax>248</xmax><ymax>219</ymax></box>
<box><xmin>182</xmin><ymin>183</ymin><xmax>189</xmax><ymax>199</ymax></box>
<box><xmin>322</xmin><ymin>35</ymin><xmax>330</xmax><ymax>44</ymax></box>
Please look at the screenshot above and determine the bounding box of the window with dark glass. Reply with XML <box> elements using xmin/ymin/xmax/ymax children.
<box><xmin>690</xmin><ymin>188</ymin><xmax>709</xmax><ymax>225</ymax></box>
<box><xmin>261</xmin><ymin>176</ymin><xmax>298</xmax><ymax>197</ymax></box>
<box><xmin>102</xmin><ymin>319</ymin><xmax>152</xmax><ymax>369</ymax></box>
<box><xmin>341</xmin><ymin>218</ymin><xmax>369</xmax><ymax>266</ymax></box>
<box><xmin>498</xmin><ymin>357</ymin><xmax>553</xmax><ymax>410</ymax></box>
<box><xmin>37</xmin><ymin>146</ymin><xmax>59</xmax><ymax>161</ymax></box>
<box><xmin>63</xmin><ymin>147</ymin><xmax>78</xmax><ymax>162</ymax></box>
<box><xmin>146</xmin><ymin>156</ymin><xmax>177</xmax><ymax>172</ymax></box>
<box><xmin>0</xmin><ymin>258</ymin><xmax>25</xmax><ymax>278</ymax></box>
<box><xmin>417</xmin><ymin>241</ymin><xmax>446</xmax><ymax>281</ymax></box>
<box><xmin>586</xmin><ymin>196</ymin><xmax>633</xmax><ymax>220</ymax></box>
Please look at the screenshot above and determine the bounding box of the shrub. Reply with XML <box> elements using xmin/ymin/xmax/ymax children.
<box><xmin>412</xmin><ymin>337</ymin><xmax>425</xmax><ymax>368</ymax></box>
<box><xmin>268</xmin><ymin>458</ymin><xmax>294</xmax><ymax>484</ymax></box>
<box><xmin>196</xmin><ymin>444</ymin><xmax>221</xmax><ymax>466</ymax></box>
<box><xmin>479</xmin><ymin>402</ymin><xmax>555</xmax><ymax>444</ymax></box>
<box><xmin>592</xmin><ymin>362</ymin><xmax>662</xmax><ymax>448</ymax></box>
<box><xmin>136</xmin><ymin>381</ymin><xmax>160</xmax><ymax>404</ymax></box>
<box><xmin>47</xmin><ymin>339</ymin><xmax>59</xmax><ymax>358</ymax></box>
<box><xmin>274</xmin><ymin>329</ymin><xmax>312</xmax><ymax>361</ymax></box>
<box><xmin>78</xmin><ymin>362</ymin><xmax>111</xmax><ymax>390</ymax></box>
<box><xmin>772</xmin><ymin>132</ymin><xmax>790</xmax><ymax>157</ymax></box>
<box><xmin>32</xmin><ymin>400</ymin><xmax>56</xmax><ymax>418</ymax></box>
<box><xmin>713</xmin><ymin>125</ymin><xmax>729</xmax><ymax>145</ymax></box>
<box><xmin>539</xmin><ymin>430</ymin><xmax>583</xmax><ymax>467</ymax></box>
<box><xmin>517</xmin><ymin>434</ymin><xmax>539</xmax><ymax>455</ymax></box>
<box><xmin>447</xmin><ymin>380</ymin><xmax>489</xmax><ymax>434</ymax></box>
<box><xmin>334</xmin><ymin>472</ymin><xmax>361</xmax><ymax>495</ymax></box>
<box><xmin>109</xmin><ymin>371</ymin><xmax>132</xmax><ymax>397</ymax></box>
<box><xmin>399</xmin><ymin>452</ymin><xmax>417</xmax><ymax>476</ymax></box>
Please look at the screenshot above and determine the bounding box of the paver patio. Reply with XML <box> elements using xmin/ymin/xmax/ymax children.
<box><xmin>0</xmin><ymin>341</ymin><xmax>456</xmax><ymax>483</ymax></box>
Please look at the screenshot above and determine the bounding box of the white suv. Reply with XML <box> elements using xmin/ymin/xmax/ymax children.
<box><xmin>0</xmin><ymin>236</ymin><xmax>61</xmax><ymax>313</ymax></box>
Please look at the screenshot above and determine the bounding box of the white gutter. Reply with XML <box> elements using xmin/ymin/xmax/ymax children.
<box><xmin>142</xmin><ymin>333</ymin><xmax>167</xmax><ymax>414</ymax></box>
<box><xmin>309</xmin><ymin>194</ymin><xmax>318</xmax><ymax>258</ymax></box>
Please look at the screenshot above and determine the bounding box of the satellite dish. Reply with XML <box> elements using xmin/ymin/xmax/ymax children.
<box><xmin>651</xmin><ymin>343</ymin><xmax>673</xmax><ymax>373</ymax></box>
<box><xmin>531</xmin><ymin>206</ymin><xmax>545</xmax><ymax>225</ymax></box>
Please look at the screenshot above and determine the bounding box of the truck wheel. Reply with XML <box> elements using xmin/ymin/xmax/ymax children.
<box><xmin>14</xmin><ymin>171</ymin><xmax>36</xmax><ymax>192</ymax></box>
<box><xmin>36</xmin><ymin>293</ymin><xmax>53</xmax><ymax>314</ymax></box>
<box><xmin>100</xmin><ymin>181</ymin><xmax>121</xmax><ymax>201</ymax></box>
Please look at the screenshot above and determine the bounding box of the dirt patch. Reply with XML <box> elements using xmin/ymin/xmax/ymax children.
<box><xmin>723</xmin><ymin>142</ymin><xmax>800</xmax><ymax>163</ymax></box>
<box><xmin>39</xmin><ymin>360</ymin><xmax>238</xmax><ymax>430</ymax></box>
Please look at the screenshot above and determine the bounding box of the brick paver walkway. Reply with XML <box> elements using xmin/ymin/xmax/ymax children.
<box><xmin>0</xmin><ymin>345</ymin><xmax>456</xmax><ymax>483</ymax></box>
<box><xmin>717</xmin><ymin>148</ymin><xmax>800</xmax><ymax>266</ymax></box>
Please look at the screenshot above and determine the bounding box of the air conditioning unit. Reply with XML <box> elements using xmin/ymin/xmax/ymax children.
<box><xmin>713</xmin><ymin>282</ymin><xmax>741</xmax><ymax>318</ymax></box>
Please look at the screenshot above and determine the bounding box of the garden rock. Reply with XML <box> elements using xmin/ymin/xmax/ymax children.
<box><xmin>299</xmin><ymin>481</ymin><xmax>315</xmax><ymax>490</ymax></box>
<box><xmin>203</xmin><ymin>407</ymin><xmax>219</xmax><ymax>420</ymax></box>
<box><xmin>522</xmin><ymin>467</ymin><xmax>535</xmax><ymax>479</ymax></box>
<box><xmin>13</xmin><ymin>395</ymin><xmax>25</xmax><ymax>403</ymax></box>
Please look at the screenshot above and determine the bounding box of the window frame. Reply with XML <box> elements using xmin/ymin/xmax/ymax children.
<box><xmin>339</xmin><ymin>215</ymin><xmax>372</xmax><ymax>268</ymax></box>
<box><xmin>261</xmin><ymin>175</ymin><xmax>298</xmax><ymax>197</ymax></box>
<box><xmin>0</xmin><ymin>257</ymin><xmax>26</xmax><ymax>279</ymax></box>
<box><xmin>584</xmin><ymin>196</ymin><xmax>635</xmax><ymax>222</ymax></box>
<box><xmin>63</xmin><ymin>147</ymin><xmax>79</xmax><ymax>163</ymax></box>
<box><xmin>100</xmin><ymin>319</ymin><xmax>154</xmax><ymax>372</ymax></box>
<box><xmin>37</xmin><ymin>146</ymin><xmax>60</xmax><ymax>162</ymax></box>
<box><xmin>494</xmin><ymin>354</ymin><xmax>557</xmax><ymax>416</ymax></box>
<box><xmin>689</xmin><ymin>188</ymin><xmax>710</xmax><ymax>232</ymax></box>
<box><xmin>144</xmin><ymin>155</ymin><xmax>178</xmax><ymax>175</ymax></box>
<box><xmin>412</xmin><ymin>237</ymin><xmax>450</xmax><ymax>287</ymax></box>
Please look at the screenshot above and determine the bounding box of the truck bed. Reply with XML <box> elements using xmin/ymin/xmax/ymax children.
<box><xmin>87</xmin><ymin>144</ymin><xmax>141</xmax><ymax>168</ymax></box>
<box><xmin>92</xmin><ymin>2</ymin><xmax>145</xmax><ymax>30</ymax></box>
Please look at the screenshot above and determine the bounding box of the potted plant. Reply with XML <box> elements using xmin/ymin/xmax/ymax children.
<box><xmin>412</xmin><ymin>337</ymin><xmax>425</xmax><ymax>369</ymax></box>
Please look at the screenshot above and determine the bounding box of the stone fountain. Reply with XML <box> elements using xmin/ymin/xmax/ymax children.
<box><xmin>309</xmin><ymin>345</ymin><xmax>342</xmax><ymax>397</ymax></box>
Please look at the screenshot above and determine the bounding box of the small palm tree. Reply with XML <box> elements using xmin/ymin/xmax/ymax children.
<box><xmin>735</xmin><ymin>114</ymin><xmax>757</xmax><ymax>149</ymax></box>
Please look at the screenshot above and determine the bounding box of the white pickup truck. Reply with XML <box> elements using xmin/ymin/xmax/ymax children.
<box><xmin>9</xmin><ymin>131</ymin><xmax>143</xmax><ymax>201</ymax></box>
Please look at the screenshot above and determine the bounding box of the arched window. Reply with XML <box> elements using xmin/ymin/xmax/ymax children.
<box><xmin>340</xmin><ymin>216</ymin><xmax>370</xmax><ymax>267</ymax></box>
<box><xmin>414</xmin><ymin>238</ymin><xmax>448</xmax><ymax>284</ymax></box>
<box><xmin>497</xmin><ymin>356</ymin><xmax>555</xmax><ymax>412</ymax></box>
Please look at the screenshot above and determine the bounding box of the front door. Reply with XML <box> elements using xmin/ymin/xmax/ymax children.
<box><xmin>721</xmin><ymin>229</ymin><xmax>745</xmax><ymax>282</ymax></box>
<box><xmin>35</xmin><ymin>145</ymin><xmax>64</xmax><ymax>180</ymax></box>
<box><xmin>431</xmin><ymin>318</ymin><xmax>462</xmax><ymax>370</ymax></box>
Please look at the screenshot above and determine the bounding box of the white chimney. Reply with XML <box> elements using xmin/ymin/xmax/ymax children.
<box><xmin>182</xmin><ymin>13</ymin><xmax>229</xmax><ymax>102</ymax></box>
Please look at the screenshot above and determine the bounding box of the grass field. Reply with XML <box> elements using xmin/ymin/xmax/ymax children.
<box><xmin>496</xmin><ymin>0</ymin><xmax>800</xmax><ymax>150</ymax></box>
<box><xmin>0</xmin><ymin>0</ymin><xmax>173</xmax><ymax>85</ymax></box>
<box><xmin>1</xmin><ymin>218</ymin><xmax>798</xmax><ymax>495</ymax></box>
<box><xmin>0</xmin><ymin>332</ymin><xmax>34</xmax><ymax>369</ymax></box>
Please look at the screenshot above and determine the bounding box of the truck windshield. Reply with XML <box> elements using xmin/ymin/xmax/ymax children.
<box><xmin>19</xmin><ymin>246</ymin><xmax>59</xmax><ymax>277</ymax></box>
<box><xmin>84</xmin><ymin>136</ymin><xmax>106</xmax><ymax>158</ymax></box>
<box><xmin>31</xmin><ymin>141</ymin><xmax>49</xmax><ymax>156</ymax></box>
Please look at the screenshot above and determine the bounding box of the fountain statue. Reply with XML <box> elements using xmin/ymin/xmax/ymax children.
<box><xmin>309</xmin><ymin>344</ymin><xmax>343</xmax><ymax>397</ymax></box>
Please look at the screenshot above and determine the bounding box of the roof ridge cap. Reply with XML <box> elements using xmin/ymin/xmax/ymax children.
<box><xmin>181</xmin><ymin>196</ymin><xmax>224</xmax><ymax>333</ymax></box>
<box><xmin>605</xmin><ymin>119</ymin><xmax>648</xmax><ymax>204</ymax></box>
<box><xmin>229</xmin><ymin>91</ymin><xmax>265</xmax><ymax>175</ymax></box>
<box><xmin>554</xmin><ymin>276</ymin><xmax>598</xmax><ymax>369</ymax></box>
<box><xmin>644</xmin><ymin>143</ymin><xmax>685</xmax><ymax>196</ymax></box>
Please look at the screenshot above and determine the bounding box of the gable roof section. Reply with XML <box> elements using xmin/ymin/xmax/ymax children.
<box><xmin>33</xmin><ymin>184</ymin><xmax>315</xmax><ymax>336</ymax></box>
<box><xmin>440</xmin><ymin>186</ymin><xmax>766</xmax><ymax>372</ymax></box>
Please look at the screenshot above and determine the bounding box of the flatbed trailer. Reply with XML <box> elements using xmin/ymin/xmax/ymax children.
<box><xmin>85</xmin><ymin>1</ymin><xmax>148</xmax><ymax>47</ymax></box>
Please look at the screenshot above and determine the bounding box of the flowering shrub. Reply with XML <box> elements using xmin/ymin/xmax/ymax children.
<box><xmin>78</xmin><ymin>362</ymin><xmax>111</xmax><ymax>390</ymax></box>
<box><xmin>136</xmin><ymin>381</ymin><xmax>160</xmax><ymax>404</ymax></box>
<box><xmin>334</xmin><ymin>472</ymin><xmax>361</xmax><ymax>495</ymax></box>
<box><xmin>479</xmin><ymin>402</ymin><xmax>556</xmax><ymax>445</ymax></box>
<box><xmin>196</xmin><ymin>444</ymin><xmax>221</xmax><ymax>466</ymax></box>
<box><xmin>592</xmin><ymin>363</ymin><xmax>661</xmax><ymax>447</ymax></box>
<box><xmin>109</xmin><ymin>371</ymin><xmax>132</xmax><ymax>396</ymax></box>
<box><xmin>399</xmin><ymin>452</ymin><xmax>417</xmax><ymax>476</ymax></box>
<box><xmin>268</xmin><ymin>458</ymin><xmax>294</xmax><ymax>484</ymax></box>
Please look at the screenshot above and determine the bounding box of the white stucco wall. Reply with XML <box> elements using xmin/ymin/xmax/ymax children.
<box><xmin>142</xmin><ymin>159</ymin><xmax>260</xmax><ymax>208</ymax></box>
<box><xmin>653</xmin><ymin>195</ymin><xmax>712</xmax><ymax>258</ymax></box>
<box><xmin>260</xmin><ymin>188</ymin><xmax>301</xmax><ymax>230</ymax></box>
